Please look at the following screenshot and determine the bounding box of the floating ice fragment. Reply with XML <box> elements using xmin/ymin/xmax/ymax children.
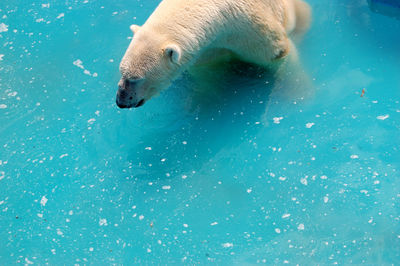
<box><xmin>210</xmin><ymin>222</ymin><xmax>218</xmax><ymax>226</ymax></box>
<box><xmin>59</xmin><ymin>153</ymin><xmax>68</xmax><ymax>159</ymax></box>
<box><xmin>56</xmin><ymin>13</ymin><xmax>65</xmax><ymax>19</ymax></box>
<box><xmin>87</xmin><ymin>118</ymin><xmax>96</xmax><ymax>124</ymax></box>
<box><xmin>0</xmin><ymin>54</ymin><xmax>4</xmax><ymax>61</ymax></box>
<box><xmin>56</xmin><ymin>229</ymin><xmax>63</xmax><ymax>236</ymax></box>
<box><xmin>0</xmin><ymin>104</ymin><xmax>6</xmax><ymax>109</ymax></box>
<box><xmin>99</xmin><ymin>218</ymin><xmax>108</xmax><ymax>226</ymax></box>
<box><xmin>377</xmin><ymin>114</ymin><xmax>389</xmax><ymax>120</ymax></box>
<box><xmin>350</xmin><ymin>154</ymin><xmax>359</xmax><ymax>159</ymax></box>
<box><xmin>0</xmin><ymin>171</ymin><xmax>4</xmax><ymax>180</ymax></box>
<box><xmin>298</xmin><ymin>223</ymin><xmax>305</xmax><ymax>230</ymax></box>
<box><xmin>306</xmin><ymin>122</ymin><xmax>315</xmax><ymax>128</ymax></box>
<box><xmin>282</xmin><ymin>213</ymin><xmax>291</xmax><ymax>219</ymax></box>
<box><xmin>275</xmin><ymin>228</ymin><xmax>281</xmax><ymax>234</ymax></box>
<box><xmin>300</xmin><ymin>177</ymin><xmax>308</xmax><ymax>185</ymax></box>
<box><xmin>73</xmin><ymin>59</ymin><xmax>84</xmax><ymax>69</ymax></box>
<box><xmin>222</xmin><ymin>243</ymin><xmax>233</xmax><ymax>248</ymax></box>
<box><xmin>40</xmin><ymin>196</ymin><xmax>48</xmax><ymax>206</ymax></box>
<box><xmin>73</xmin><ymin>59</ymin><xmax>98</xmax><ymax>77</ymax></box>
<box><xmin>162</xmin><ymin>185</ymin><xmax>171</xmax><ymax>190</ymax></box>
<box><xmin>320</xmin><ymin>175</ymin><xmax>328</xmax><ymax>180</ymax></box>
<box><xmin>42</xmin><ymin>3</ymin><xmax>50</xmax><ymax>8</ymax></box>
<box><xmin>323</xmin><ymin>196</ymin><xmax>329</xmax><ymax>203</ymax></box>
<box><xmin>273</xmin><ymin>117</ymin><xmax>283</xmax><ymax>124</ymax></box>
<box><xmin>0</xmin><ymin>23</ymin><xmax>8</xmax><ymax>33</ymax></box>
<box><xmin>25</xmin><ymin>258</ymin><xmax>34</xmax><ymax>265</ymax></box>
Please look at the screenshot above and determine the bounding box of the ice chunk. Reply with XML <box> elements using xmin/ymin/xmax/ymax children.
<box><xmin>40</xmin><ymin>196</ymin><xmax>48</xmax><ymax>206</ymax></box>
<box><xmin>0</xmin><ymin>23</ymin><xmax>8</xmax><ymax>33</ymax></box>
<box><xmin>377</xmin><ymin>114</ymin><xmax>389</xmax><ymax>120</ymax></box>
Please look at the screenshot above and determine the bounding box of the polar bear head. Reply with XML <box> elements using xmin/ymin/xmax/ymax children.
<box><xmin>116</xmin><ymin>24</ymin><xmax>186</xmax><ymax>108</ymax></box>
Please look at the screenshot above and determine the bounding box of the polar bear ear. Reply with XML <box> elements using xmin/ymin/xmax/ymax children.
<box><xmin>130</xmin><ymin>24</ymin><xmax>141</xmax><ymax>34</ymax></box>
<box><xmin>164</xmin><ymin>44</ymin><xmax>181</xmax><ymax>64</ymax></box>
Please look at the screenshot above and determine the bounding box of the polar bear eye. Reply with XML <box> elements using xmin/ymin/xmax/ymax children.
<box><xmin>164</xmin><ymin>44</ymin><xmax>181</xmax><ymax>64</ymax></box>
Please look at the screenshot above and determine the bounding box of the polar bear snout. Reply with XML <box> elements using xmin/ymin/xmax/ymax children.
<box><xmin>116</xmin><ymin>78</ymin><xmax>146</xmax><ymax>109</ymax></box>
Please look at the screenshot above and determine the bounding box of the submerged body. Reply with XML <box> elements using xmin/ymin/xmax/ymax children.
<box><xmin>116</xmin><ymin>0</ymin><xmax>311</xmax><ymax>108</ymax></box>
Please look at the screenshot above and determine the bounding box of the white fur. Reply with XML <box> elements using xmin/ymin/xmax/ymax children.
<box><xmin>118</xmin><ymin>0</ymin><xmax>311</xmax><ymax>106</ymax></box>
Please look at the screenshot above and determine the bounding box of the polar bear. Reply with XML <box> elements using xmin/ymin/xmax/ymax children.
<box><xmin>116</xmin><ymin>0</ymin><xmax>311</xmax><ymax>108</ymax></box>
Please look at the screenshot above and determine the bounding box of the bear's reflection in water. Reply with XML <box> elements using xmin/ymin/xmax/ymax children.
<box><xmin>126</xmin><ymin>54</ymin><xmax>312</xmax><ymax>180</ymax></box>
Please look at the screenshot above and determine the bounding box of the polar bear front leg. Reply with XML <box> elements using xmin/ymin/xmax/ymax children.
<box><xmin>272</xmin><ymin>37</ymin><xmax>290</xmax><ymax>60</ymax></box>
<box><xmin>233</xmin><ymin>22</ymin><xmax>291</xmax><ymax>67</ymax></box>
<box><xmin>257</xmin><ymin>22</ymin><xmax>292</xmax><ymax>63</ymax></box>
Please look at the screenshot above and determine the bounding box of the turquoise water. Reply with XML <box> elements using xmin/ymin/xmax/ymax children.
<box><xmin>1</xmin><ymin>0</ymin><xmax>400</xmax><ymax>264</ymax></box>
